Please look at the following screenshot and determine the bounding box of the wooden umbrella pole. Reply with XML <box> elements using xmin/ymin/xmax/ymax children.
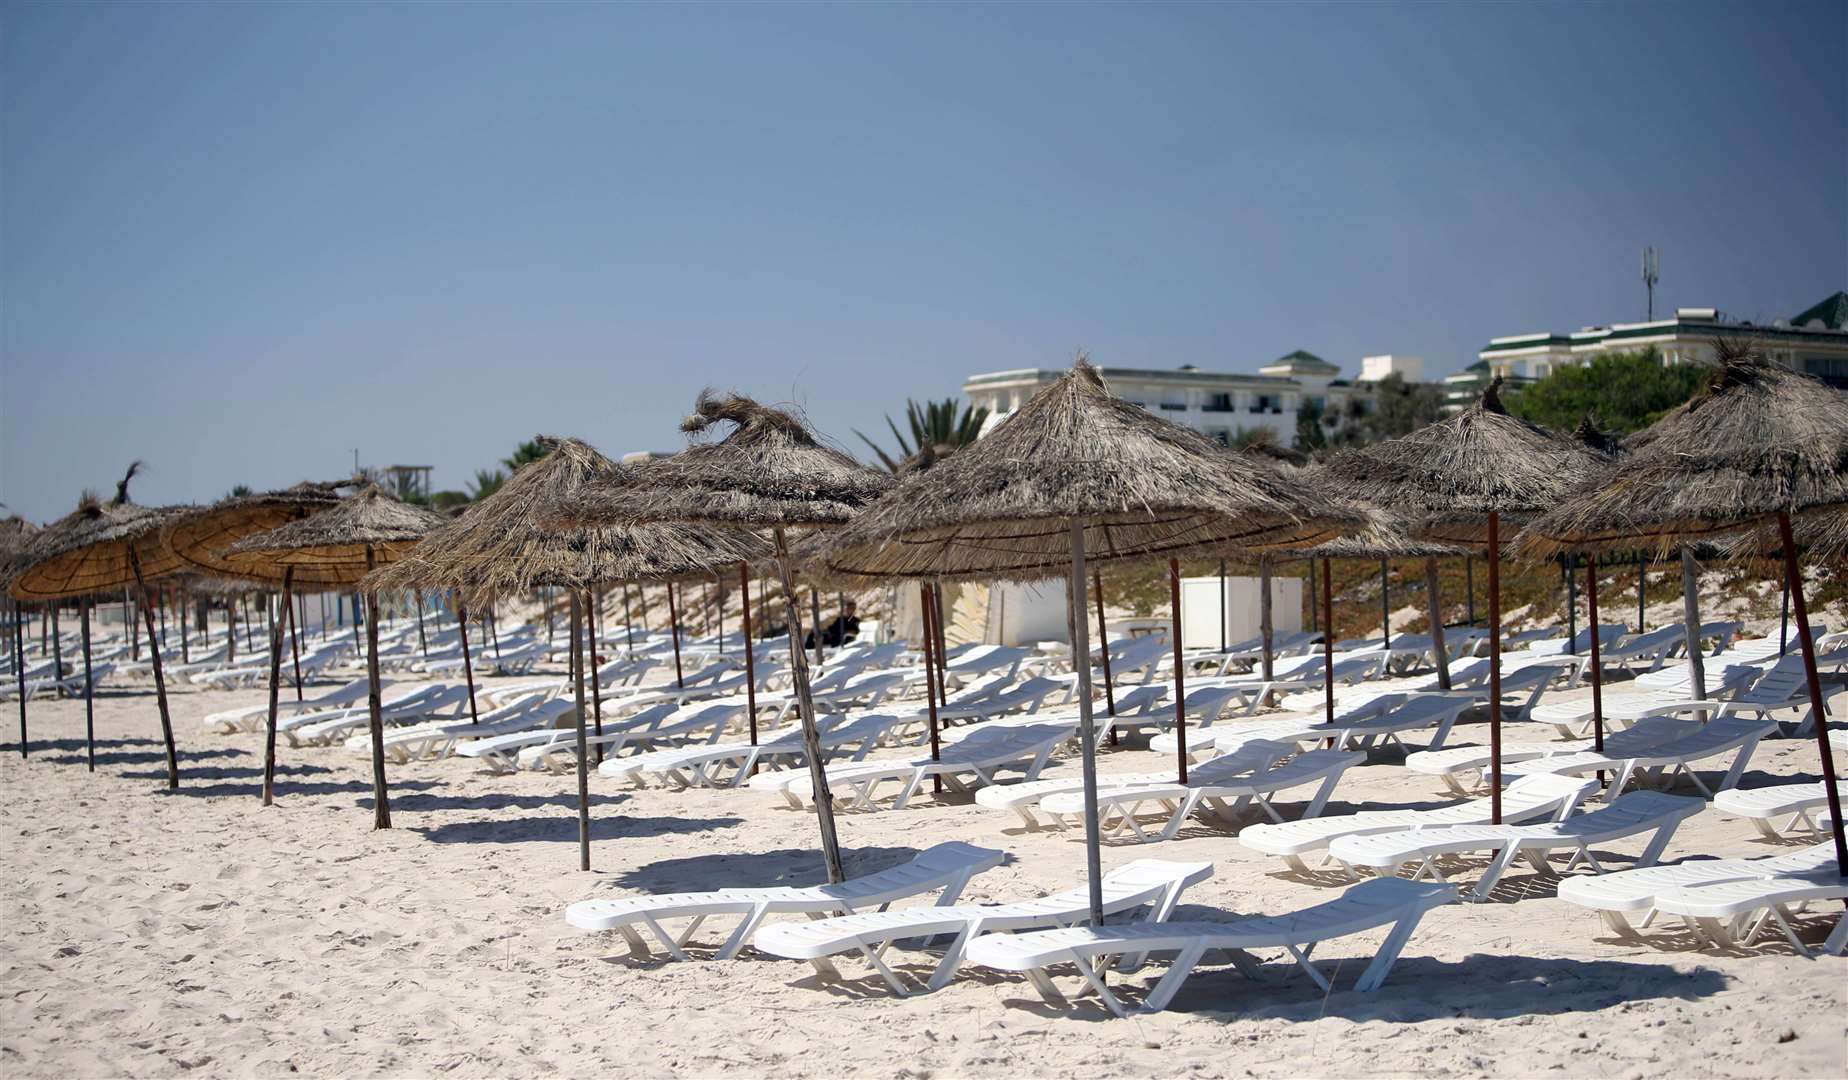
<box><xmin>286</xmin><ymin>589</ymin><xmax>303</xmax><ymax>702</ymax></box>
<box><xmin>1379</xmin><ymin>558</ymin><xmax>1390</xmax><ymax>648</ymax></box>
<box><xmin>13</xmin><ymin>601</ymin><xmax>25</xmax><ymax>758</ymax></box>
<box><xmin>157</xmin><ymin>585</ymin><xmax>168</xmax><ymax>651</ymax></box>
<box><xmin>1465</xmin><ymin>556</ymin><xmax>1475</xmax><ymax>626</ymax></box>
<box><xmin>921</xmin><ymin>583</ymin><xmax>943</xmax><ymax>795</ymax></box>
<box><xmin>1679</xmin><ymin>548</ymin><xmax>1707</xmax><ymax>701</ymax></box>
<box><xmin>362</xmin><ymin>547</ymin><xmax>391</xmax><ymax>830</ymax></box>
<box><xmin>415</xmin><ymin>595</ymin><xmax>428</xmax><ymax>658</ymax></box>
<box><xmin>1565</xmin><ymin>557</ymin><xmax>1578</xmax><ymax>654</ymax></box>
<box><xmin>127</xmin><ymin>589</ymin><xmax>138</xmax><ymax>660</ymax></box>
<box><xmin>225</xmin><ymin>593</ymin><xmax>236</xmax><ymax>665</ymax></box>
<box><xmin>80</xmin><ymin>598</ymin><xmax>95</xmax><ymax>772</ymax></box>
<box><xmin>666</xmin><ymin>582</ymin><xmax>684</xmax><ymax>688</ymax></box>
<box><xmin>1167</xmin><ymin>559</ymin><xmax>1188</xmax><ymax>784</ymax></box>
<box><xmin>1586</xmin><ymin>556</ymin><xmax>1605</xmax><ymax>762</ymax></box>
<box><xmin>1636</xmin><ymin>556</ymin><xmax>1646</xmax><ymax>633</ymax></box>
<box><xmin>489</xmin><ymin>601</ymin><xmax>501</xmax><ymax>659</ymax></box>
<box><xmin>52</xmin><ymin>603</ymin><xmax>64</xmax><ymax>683</ymax></box>
<box><xmin>1093</xmin><ymin>569</ymin><xmax>1117</xmax><ymax>745</ymax></box>
<box><xmin>586</xmin><ymin>590</ymin><xmax>604</xmax><ymax>762</ymax></box>
<box><xmin>1218</xmin><ymin>559</ymin><xmax>1227</xmax><ymax>653</ymax></box>
<box><xmin>1487</xmin><ymin>513</ymin><xmax>1504</xmax><ymax>825</ymax></box>
<box><xmin>1778</xmin><ymin>572</ymin><xmax>1790</xmax><ymax>656</ymax></box>
<box><xmin>1259</xmin><ymin>557</ymin><xmax>1275</xmax><ymax>682</ymax></box>
<box><xmin>1424</xmin><ymin>556</ymin><xmax>1450</xmax><ymax>690</ymax></box>
<box><xmin>457</xmin><ymin>600</ymin><xmax>479</xmax><ymax>723</ymax></box>
<box><xmin>1066</xmin><ymin>520</ymin><xmax>1105</xmax><ymax>926</ymax></box>
<box><xmin>177</xmin><ymin>587</ymin><xmax>189</xmax><ymax>664</ymax></box>
<box><xmin>772</xmin><ymin>526</ymin><xmax>845</xmax><ymax>885</ymax></box>
<box><xmin>128</xmin><ymin>547</ymin><xmax>179</xmax><ymax>789</ymax></box>
<box><xmin>739</xmin><ymin>565</ymin><xmax>758</xmax><ymax>747</ymax></box>
<box><xmin>1776</xmin><ymin>512</ymin><xmax>1846</xmax><ymax>873</ymax></box>
<box><xmin>1308</xmin><ymin>557</ymin><xmax>1319</xmax><ymax>633</ymax></box>
<box><xmin>349</xmin><ymin>593</ymin><xmax>361</xmax><ymax>656</ymax></box>
<box><xmin>1321</xmin><ymin>558</ymin><xmax>1334</xmax><ymax>729</ymax></box>
<box><xmin>262</xmin><ymin>566</ymin><xmax>294</xmax><ymax>806</ymax></box>
<box><xmin>569</xmin><ymin>592</ymin><xmax>591</xmax><ymax>871</ymax></box>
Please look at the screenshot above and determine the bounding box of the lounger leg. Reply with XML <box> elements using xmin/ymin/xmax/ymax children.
<box><xmin>1634</xmin><ymin>822</ymin><xmax>1683</xmax><ymax>869</ymax></box>
<box><xmin>1715</xmin><ymin>741</ymin><xmax>1759</xmax><ymax>793</ymax></box>
<box><xmin>1140</xmin><ymin>941</ymin><xmax>1207</xmax><ymax>1014</ymax></box>
<box><xmin>636</xmin><ymin>915</ymin><xmax>692</xmax><ymax>961</ymax></box>
<box><xmin>1823</xmin><ymin>913</ymin><xmax>1847</xmax><ymax>956</ymax></box>
<box><xmin>926</xmin><ymin>922</ymin><xmax>980</xmax><ymax>991</ymax></box>
<box><xmin>1024</xmin><ymin>967</ymin><xmax>1069</xmax><ymax>1007</ymax></box>
<box><xmin>1599</xmin><ymin>910</ymin><xmax>1642</xmax><ymax>941</ymax></box>
<box><xmin>1302</xmin><ymin>773</ymin><xmax>1344</xmax><ymax>820</ymax></box>
<box><xmin>1068</xmin><ymin>954</ymin><xmax>1132</xmax><ymax>1017</ymax></box>
<box><xmin>715</xmin><ymin>905</ymin><xmax>772</xmax><ymax>960</ymax></box>
<box><xmin>1282</xmin><ymin>943</ymin><xmax>1331</xmax><ymax>992</ymax></box>
<box><xmin>1354</xmin><ymin>909</ymin><xmax>1431</xmax><ymax>992</ymax></box>
<box><xmin>1471</xmin><ymin>845</ymin><xmax>1520</xmax><ymax>900</ymax></box>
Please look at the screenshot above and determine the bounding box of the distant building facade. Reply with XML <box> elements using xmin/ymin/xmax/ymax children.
<box><xmin>1478</xmin><ymin>291</ymin><xmax>1848</xmax><ymax>390</ymax></box>
<box><xmin>962</xmin><ymin>350</ymin><xmax>1377</xmax><ymax>447</ymax></box>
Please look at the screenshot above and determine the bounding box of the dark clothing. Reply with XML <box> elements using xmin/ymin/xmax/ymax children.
<box><xmin>805</xmin><ymin>614</ymin><xmax>860</xmax><ymax>650</ymax></box>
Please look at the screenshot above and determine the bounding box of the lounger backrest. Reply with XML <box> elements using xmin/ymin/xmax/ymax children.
<box><xmin>816</xmin><ymin>841</ymin><xmax>1006</xmax><ymax>902</ymax></box>
<box><xmin>1733</xmin><ymin>656</ymin><xmax>1807</xmax><ymax>706</ymax></box>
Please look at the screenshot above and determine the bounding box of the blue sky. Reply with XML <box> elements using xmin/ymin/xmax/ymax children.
<box><xmin>2</xmin><ymin>1</ymin><xmax>1842</xmax><ymax>522</ymax></box>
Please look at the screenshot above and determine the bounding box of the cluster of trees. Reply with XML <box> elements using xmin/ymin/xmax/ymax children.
<box><xmin>1505</xmin><ymin>348</ymin><xmax>1705</xmax><ymax>435</ymax></box>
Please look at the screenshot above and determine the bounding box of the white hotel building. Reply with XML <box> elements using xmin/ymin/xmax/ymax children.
<box><xmin>962</xmin><ymin>351</ymin><xmax>1422</xmax><ymax>446</ymax></box>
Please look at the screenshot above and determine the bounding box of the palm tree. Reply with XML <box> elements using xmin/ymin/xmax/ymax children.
<box><xmin>468</xmin><ymin>468</ymin><xmax>506</xmax><ymax>501</ymax></box>
<box><xmin>502</xmin><ymin>439</ymin><xmax>548</xmax><ymax>473</ymax></box>
<box><xmin>854</xmin><ymin>398</ymin><xmax>989</xmax><ymax>473</ymax></box>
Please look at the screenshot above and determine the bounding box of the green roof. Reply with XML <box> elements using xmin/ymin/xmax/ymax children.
<box><xmin>1791</xmin><ymin>291</ymin><xmax>1848</xmax><ymax>331</ymax></box>
<box><xmin>1267</xmin><ymin>349</ymin><xmax>1340</xmax><ymax>373</ymax></box>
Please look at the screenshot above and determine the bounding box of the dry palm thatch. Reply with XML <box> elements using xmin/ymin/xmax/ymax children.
<box><xmin>6</xmin><ymin>464</ymin><xmax>188</xmax><ymax>600</ymax></box>
<box><xmin>1316</xmin><ymin>379</ymin><xmax>1616</xmax><ymax>545</ymax></box>
<box><xmin>0</xmin><ymin>514</ymin><xmax>39</xmax><ymax>585</ymax></box>
<box><xmin>223</xmin><ymin>485</ymin><xmax>446</xmax><ymax>585</ymax></box>
<box><xmin>1517</xmin><ymin>343</ymin><xmax>1848</xmax><ymax>558</ymax></box>
<box><xmin>366</xmin><ymin>436</ymin><xmax>769</xmax><ymax>604</ymax></box>
<box><xmin>162</xmin><ymin>481</ymin><xmax>350</xmax><ymax>586</ymax></box>
<box><xmin>557</xmin><ymin>392</ymin><xmax>895</xmax><ymax>531</ymax></box>
<box><xmin>815</xmin><ymin>359</ymin><xmax>1357</xmax><ymax>584</ymax></box>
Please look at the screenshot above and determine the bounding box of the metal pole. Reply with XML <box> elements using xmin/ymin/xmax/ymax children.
<box><xmin>1092</xmin><ymin>569</ymin><xmax>1117</xmax><ymax>735</ymax></box>
<box><xmin>262</xmin><ymin>566</ymin><xmax>293</xmax><ymax>806</ymax></box>
<box><xmin>1487</xmin><ymin>514</ymin><xmax>1504</xmax><ymax>824</ymax></box>
<box><xmin>457</xmin><ymin>599</ymin><xmax>479</xmax><ymax>723</ymax></box>
<box><xmin>1067</xmin><ymin>520</ymin><xmax>1105</xmax><ymax>927</ymax></box>
<box><xmin>361</xmin><ymin>548</ymin><xmax>390</xmax><ymax>829</ymax></box>
<box><xmin>1321</xmin><ymin>558</ymin><xmax>1334</xmax><ymax>729</ymax></box>
<box><xmin>739</xmin><ymin>565</ymin><xmax>758</xmax><ymax>747</ymax></box>
<box><xmin>1167</xmin><ymin>559</ymin><xmax>1188</xmax><ymax>784</ymax></box>
<box><xmin>1424</xmin><ymin>555</ymin><xmax>1451</xmax><ymax>690</ymax></box>
<box><xmin>128</xmin><ymin>548</ymin><xmax>178</xmax><ymax>789</ymax></box>
<box><xmin>1587</xmin><ymin>555</ymin><xmax>1605</xmax><ymax>759</ymax></box>
<box><xmin>1379</xmin><ymin>558</ymin><xmax>1390</xmax><ymax>648</ymax></box>
<box><xmin>1679</xmin><ymin>547</ymin><xmax>1707</xmax><ymax>700</ymax></box>
<box><xmin>666</xmin><ymin>582</ymin><xmax>684</xmax><ymax>688</ymax></box>
<box><xmin>79</xmin><ymin>598</ymin><xmax>95</xmax><ymax>771</ymax></box>
<box><xmin>569</xmin><ymin>592</ymin><xmax>591</xmax><ymax>871</ymax></box>
<box><xmin>772</xmin><ymin>526</ymin><xmax>845</xmax><ymax>884</ymax></box>
<box><xmin>1776</xmin><ymin>512</ymin><xmax>1846</xmax><ymax>873</ymax></box>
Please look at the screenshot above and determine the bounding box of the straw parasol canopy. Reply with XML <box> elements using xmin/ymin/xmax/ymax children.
<box><xmin>162</xmin><ymin>481</ymin><xmax>349</xmax><ymax>586</ymax></box>
<box><xmin>223</xmin><ymin>484</ymin><xmax>446</xmax><ymax>584</ymax></box>
<box><xmin>1517</xmin><ymin>347</ymin><xmax>1848</xmax><ymax>559</ymax></box>
<box><xmin>814</xmin><ymin>359</ymin><xmax>1356</xmax><ymax>584</ymax></box>
<box><xmin>366</xmin><ymin>436</ymin><xmax>768</xmax><ymax>604</ymax></box>
<box><xmin>1317</xmin><ymin>378</ymin><xmax>1616</xmax><ymax>544</ymax></box>
<box><xmin>6</xmin><ymin>464</ymin><xmax>186</xmax><ymax>601</ymax></box>
<box><xmin>0</xmin><ymin>514</ymin><xmax>39</xmax><ymax>590</ymax></box>
<box><xmin>560</xmin><ymin>392</ymin><xmax>895</xmax><ymax>531</ymax></box>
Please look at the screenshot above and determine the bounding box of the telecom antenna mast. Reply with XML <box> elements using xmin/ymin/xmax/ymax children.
<box><xmin>1642</xmin><ymin>246</ymin><xmax>1659</xmax><ymax>321</ymax></box>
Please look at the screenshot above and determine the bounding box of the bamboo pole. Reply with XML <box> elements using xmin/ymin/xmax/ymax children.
<box><xmin>772</xmin><ymin>526</ymin><xmax>844</xmax><ymax>884</ymax></box>
<box><xmin>261</xmin><ymin>566</ymin><xmax>294</xmax><ymax>806</ymax></box>
<box><xmin>1259</xmin><ymin>557</ymin><xmax>1275</xmax><ymax>682</ymax></box>
<box><xmin>128</xmin><ymin>548</ymin><xmax>178</xmax><ymax>789</ymax></box>
<box><xmin>1424</xmin><ymin>556</ymin><xmax>1450</xmax><ymax>690</ymax></box>
<box><xmin>1680</xmin><ymin>548</ymin><xmax>1707</xmax><ymax>701</ymax></box>
<box><xmin>362</xmin><ymin>548</ymin><xmax>390</xmax><ymax>829</ymax></box>
<box><xmin>80</xmin><ymin>598</ymin><xmax>95</xmax><ymax>771</ymax></box>
<box><xmin>666</xmin><ymin>582</ymin><xmax>685</xmax><ymax>688</ymax></box>
<box><xmin>569</xmin><ymin>592</ymin><xmax>591</xmax><ymax>871</ymax></box>
<box><xmin>1093</xmin><ymin>568</ymin><xmax>1117</xmax><ymax>744</ymax></box>
<box><xmin>739</xmin><ymin>565</ymin><xmax>758</xmax><ymax>747</ymax></box>
<box><xmin>287</xmin><ymin>590</ymin><xmax>303</xmax><ymax>701</ymax></box>
<box><xmin>457</xmin><ymin>599</ymin><xmax>479</xmax><ymax>723</ymax></box>
<box><xmin>1067</xmin><ymin>521</ymin><xmax>1104</xmax><ymax>926</ymax></box>
<box><xmin>1776</xmin><ymin>512</ymin><xmax>1846</xmax><ymax>873</ymax></box>
<box><xmin>921</xmin><ymin>583</ymin><xmax>943</xmax><ymax>795</ymax></box>
<box><xmin>1167</xmin><ymin>559</ymin><xmax>1187</xmax><ymax>783</ymax></box>
<box><xmin>1586</xmin><ymin>555</ymin><xmax>1605</xmax><ymax>763</ymax></box>
<box><xmin>587</xmin><ymin>589</ymin><xmax>604</xmax><ymax>762</ymax></box>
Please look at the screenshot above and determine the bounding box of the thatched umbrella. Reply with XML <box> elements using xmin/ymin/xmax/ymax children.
<box><xmin>7</xmin><ymin>465</ymin><xmax>189</xmax><ymax>785</ymax></box>
<box><xmin>817</xmin><ymin>359</ymin><xmax>1355</xmax><ymax>922</ymax></box>
<box><xmin>162</xmin><ymin>481</ymin><xmax>353</xmax><ymax>801</ymax></box>
<box><xmin>1519</xmin><ymin>346</ymin><xmax>1848</xmax><ymax>871</ymax></box>
<box><xmin>1319</xmin><ymin>380</ymin><xmax>1613</xmax><ymax>822</ymax></box>
<box><xmin>1</xmin><ymin>514</ymin><xmax>41</xmax><ymax>758</ymax></box>
<box><xmin>554</xmin><ymin>393</ymin><xmax>895</xmax><ymax>884</ymax></box>
<box><xmin>223</xmin><ymin>485</ymin><xmax>444</xmax><ymax>827</ymax></box>
<box><xmin>367</xmin><ymin>436</ymin><xmax>766</xmax><ymax>869</ymax></box>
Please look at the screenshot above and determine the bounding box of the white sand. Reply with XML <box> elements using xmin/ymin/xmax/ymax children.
<box><xmin>2</xmin><ymin>666</ymin><xmax>1845</xmax><ymax>1078</ymax></box>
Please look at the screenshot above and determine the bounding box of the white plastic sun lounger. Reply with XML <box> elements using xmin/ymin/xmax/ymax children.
<box><xmin>773</xmin><ymin>718</ymin><xmax>1085</xmax><ymax>811</ymax></box>
<box><xmin>1328</xmin><ymin>790</ymin><xmax>1706</xmax><ymax>900</ymax></box>
<box><xmin>354</xmin><ymin>695</ymin><xmax>568</xmax><ymax>762</ymax></box>
<box><xmin>754</xmin><ymin>858</ymin><xmax>1214</xmax><ymax>995</ymax></box>
<box><xmin>1528</xmin><ymin>657</ymin><xmax>1764</xmax><ymax>738</ymax></box>
<box><xmin>283</xmin><ymin>683</ymin><xmax>468</xmax><ymax>745</ymax></box>
<box><xmin>1595</xmin><ymin>625</ymin><xmax>1687</xmax><ymax>676</ymax></box>
<box><xmin>200</xmin><ymin>676</ymin><xmax>376</xmax><ymax>733</ymax></box>
<box><xmin>610</xmin><ymin>711</ymin><xmax>905</xmax><ymax>789</ymax></box>
<box><xmin>1404</xmin><ymin>713</ymin><xmax>1700</xmax><ymax>796</ymax></box>
<box><xmin>515</xmin><ymin>701</ymin><xmax>737</xmax><ymax>773</ymax></box>
<box><xmin>1558</xmin><ymin>841</ymin><xmax>1838</xmax><ymax>941</ymax></box>
<box><xmin>1645</xmin><ymin>874</ymin><xmax>1848</xmax><ymax>957</ymax></box>
<box><xmin>1039</xmin><ymin>748</ymin><xmax>1367</xmax><ymax>842</ymax></box>
<box><xmin>964</xmin><ymin>877</ymin><xmax>1458</xmax><ymax>1016</ymax></box>
<box><xmin>1713</xmin><ymin>779</ymin><xmax>1842</xmax><ymax>840</ymax></box>
<box><xmin>1502</xmin><ymin>714</ymin><xmax>1775</xmax><ymax>799</ymax></box>
<box><xmin>565</xmin><ymin>841</ymin><xmax>1006</xmax><ymax>960</ymax></box>
<box><xmin>1240</xmin><ymin>773</ymin><xmax>1602</xmax><ymax>872</ymax></box>
<box><xmin>973</xmin><ymin>739</ymin><xmax>1293</xmax><ymax>830</ymax></box>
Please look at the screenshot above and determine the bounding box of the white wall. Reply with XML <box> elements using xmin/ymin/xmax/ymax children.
<box><xmin>1178</xmin><ymin>575</ymin><xmax>1302</xmax><ymax>651</ymax></box>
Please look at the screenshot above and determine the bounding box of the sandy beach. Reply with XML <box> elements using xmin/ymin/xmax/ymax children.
<box><xmin>2</xmin><ymin>661</ymin><xmax>1844</xmax><ymax>1079</ymax></box>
